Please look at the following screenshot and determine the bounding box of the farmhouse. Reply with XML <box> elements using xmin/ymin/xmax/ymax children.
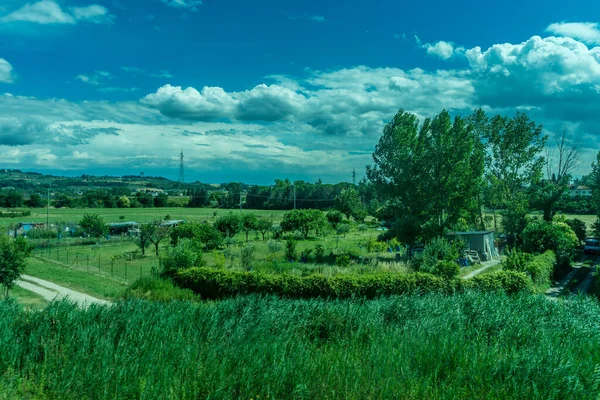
<box><xmin>568</xmin><ymin>185</ymin><xmax>592</xmax><ymax>197</ymax></box>
<box><xmin>445</xmin><ymin>230</ymin><xmax>499</xmax><ymax>262</ymax></box>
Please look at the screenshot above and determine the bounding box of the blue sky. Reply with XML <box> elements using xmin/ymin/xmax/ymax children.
<box><xmin>1</xmin><ymin>0</ymin><xmax>600</xmax><ymax>184</ymax></box>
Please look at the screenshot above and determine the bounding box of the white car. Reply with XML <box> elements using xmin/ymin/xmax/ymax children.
<box><xmin>584</xmin><ymin>238</ymin><xmax>600</xmax><ymax>255</ymax></box>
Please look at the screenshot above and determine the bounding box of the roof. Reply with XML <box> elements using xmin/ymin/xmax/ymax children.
<box><xmin>446</xmin><ymin>231</ymin><xmax>495</xmax><ymax>236</ymax></box>
<box><xmin>108</xmin><ymin>222</ymin><xmax>139</xmax><ymax>228</ymax></box>
<box><xmin>570</xmin><ymin>185</ymin><xmax>591</xmax><ymax>190</ymax></box>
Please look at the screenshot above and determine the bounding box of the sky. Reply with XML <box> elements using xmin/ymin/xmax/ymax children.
<box><xmin>1</xmin><ymin>0</ymin><xmax>600</xmax><ymax>184</ymax></box>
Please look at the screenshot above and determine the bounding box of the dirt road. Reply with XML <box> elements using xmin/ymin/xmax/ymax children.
<box><xmin>16</xmin><ymin>275</ymin><xmax>112</xmax><ymax>307</ymax></box>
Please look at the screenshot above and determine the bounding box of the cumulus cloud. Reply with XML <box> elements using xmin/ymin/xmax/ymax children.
<box><xmin>160</xmin><ymin>0</ymin><xmax>203</xmax><ymax>11</ymax></box>
<box><xmin>422</xmin><ymin>40</ymin><xmax>464</xmax><ymax>59</ymax></box>
<box><xmin>0</xmin><ymin>0</ymin><xmax>113</xmax><ymax>25</ymax></box>
<box><xmin>547</xmin><ymin>22</ymin><xmax>600</xmax><ymax>45</ymax></box>
<box><xmin>0</xmin><ymin>58</ymin><xmax>14</xmax><ymax>83</ymax></box>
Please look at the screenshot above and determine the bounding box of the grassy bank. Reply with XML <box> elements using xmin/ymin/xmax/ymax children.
<box><xmin>2</xmin><ymin>292</ymin><xmax>600</xmax><ymax>399</ymax></box>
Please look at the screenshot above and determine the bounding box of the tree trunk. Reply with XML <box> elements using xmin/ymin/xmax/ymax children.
<box><xmin>245</xmin><ymin>231</ymin><xmax>249</xmax><ymax>242</ymax></box>
<box><xmin>4</xmin><ymin>285</ymin><xmax>9</xmax><ymax>299</ymax></box>
<box><xmin>155</xmin><ymin>243</ymin><xmax>160</xmax><ymax>256</ymax></box>
<box><xmin>141</xmin><ymin>243</ymin><xmax>145</xmax><ymax>256</ymax></box>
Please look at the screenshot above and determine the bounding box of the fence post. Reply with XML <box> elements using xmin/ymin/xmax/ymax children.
<box><xmin>111</xmin><ymin>259</ymin><xmax>114</xmax><ymax>276</ymax></box>
<box><xmin>87</xmin><ymin>255</ymin><xmax>89</xmax><ymax>271</ymax></box>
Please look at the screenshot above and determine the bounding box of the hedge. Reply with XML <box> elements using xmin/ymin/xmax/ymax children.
<box><xmin>172</xmin><ymin>268</ymin><xmax>533</xmax><ymax>300</ymax></box>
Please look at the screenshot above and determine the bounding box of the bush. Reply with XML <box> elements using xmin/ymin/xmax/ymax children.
<box><xmin>462</xmin><ymin>271</ymin><xmax>533</xmax><ymax>294</ymax></box>
<box><xmin>412</xmin><ymin>237</ymin><xmax>458</xmax><ymax>273</ymax></box>
<box><xmin>433</xmin><ymin>261</ymin><xmax>460</xmax><ymax>280</ymax></box>
<box><xmin>503</xmin><ymin>249</ymin><xmax>555</xmax><ymax>289</ymax></box>
<box><xmin>159</xmin><ymin>239</ymin><xmax>205</xmax><ymax>277</ymax></box>
<box><xmin>335</xmin><ymin>254</ymin><xmax>351</xmax><ymax>268</ymax></box>
<box><xmin>240</xmin><ymin>245</ymin><xmax>255</xmax><ymax>270</ymax></box>
<box><xmin>285</xmin><ymin>236</ymin><xmax>298</xmax><ymax>261</ymax></box>
<box><xmin>566</xmin><ymin>218</ymin><xmax>587</xmax><ymax>243</ymax></box>
<box><xmin>521</xmin><ymin>220</ymin><xmax>578</xmax><ymax>279</ymax></box>
<box><xmin>172</xmin><ymin>267</ymin><xmax>533</xmax><ymax>300</ymax></box>
<box><xmin>122</xmin><ymin>277</ymin><xmax>198</xmax><ymax>302</ymax></box>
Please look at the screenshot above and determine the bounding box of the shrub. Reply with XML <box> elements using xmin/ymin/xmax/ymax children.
<box><xmin>172</xmin><ymin>267</ymin><xmax>533</xmax><ymax>300</ymax></box>
<box><xmin>412</xmin><ymin>237</ymin><xmax>458</xmax><ymax>273</ymax></box>
<box><xmin>285</xmin><ymin>236</ymin><xmax>297</xmax><ymax>262</ymax></box>
<box><xmin>326</xmin><ymin>210</ymin><xmax>344</xmax><ymax>229</ymax></box>
<box><xmin>463</xmin><ymin>271</ymin><xmax>533</xmax><ymax>295</ymax></box>
<box><xmin>503</xmin><ymin>248</ymin><xmax>555</xmax><ymax>289</ymax></box>
<box><xmin>159</xmin><ymin>239</ymin><xmax>205</xmax><ymax>277</ymax></box>
<box><xmin>240</xmin><ymin>245</ymin><xmax>255</xmax><ymax>270</ymax></box>
<box><xmin>566</xmin><ymin>218</ymin><xmax>587</xmax><ymax>243</ymax></box>
<box><xmin>214</xmin><ymin>251</ymin><xmax>226</xmax><ymax>269</ymax></box>
<box><xmin>122</xmin><ymin>277</ymin><xmax>198</xmax><ymax>302</ymax></box>
<box><xmin>367</xmin><ymin>240</ymin><xmax>387</xmax><ymax>253</ymax></box>
<box><xmin>336</xmin><ymin>224</ymin><xmax>350</xmax><ymax>237</ymax></box>
<box><xmin>335</xmin><ymin>254</ymin><xmax>351</xmax><ymax>268</ymax></box>
<box><xmin>314</xmin><ymin>244</ymin><xmax>325</xmax><ymax>263</ymax></box>
<box><xmin>521</xmin><ymin>220</ymin><xmax>578</xmax><ymax>278</ymax></box>
<box><xmin>433</xmin><ymin>261</ymin><xmax>460</xmax><ymax>280</ymax></box>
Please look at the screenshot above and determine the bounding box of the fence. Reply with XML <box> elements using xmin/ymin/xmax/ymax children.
<box><xmin>33</xmin><ymin>242</ymin><xmax>155</xmax><ymax>283</ymax></box>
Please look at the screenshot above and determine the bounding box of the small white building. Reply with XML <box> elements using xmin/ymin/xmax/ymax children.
<box><xmin>568</xmin><ymin>185</ymin><xmax>592</xmax><ymax>197</ymax></box>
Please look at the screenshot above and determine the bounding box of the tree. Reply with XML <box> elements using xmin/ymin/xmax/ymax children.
<box><xmin>502</xmin><ymin>193</ymin><xmax>530</xmax><ymax>248</ymax></box>
<box><xmin>534</xmin><ymin>127</ymin><xmax>583</xmax><ymax>221</ymax></box>
<box><xmin>285</xmin><ymin>236</ymin><xmax>297</xmax><ymax>261</ymax></box>
<box><xmin>148</xmin><ymin>223</ymin><xmax>171</xmax><ymax>256</ymax></box>
<box><xmin>116</xmin><ymin>195</ymin><xmax>130</xmax><ymax>208</ymax></box>
<box><xmin>367</xmin><ymin>109</ymin><xmax>485</xmax><ymax>243</ymax></box>
<box><xmin>334</xmin><ymin>188</ymin><xmax>365</xmax><ymax>220</ymax></box>
<box><xmin>0</xmin><ymin>236</ymin><xmax>33</xmax><ymax>298</ymax></box>
<box><xmin>485</xmin><ymin>112</ymin><xmax>547</xmax><ymax>201</ymax></box>
<box><xmin>25</xmin><ymin>193</ymin><xmax>45</xmax><ymax>208</ymax></box>
<box><xmin>326</xmin><ymin>210</ymin><xmax>344</xmax><ymax>229</ymax></box>
<box><xmin>214</xmin><ymin>212</ymin><xmax>242</xmax><ymax>238</ymax></box>
<box><xmin>256</xmin><ymin>218</ymin><xmax>273</xmax><ymax>241</ymax></box>
<box><xmin>138</xmin><ymin>223</ymin><xmax>155</xmax><ymax>256</ymax></box>
<box><xmin>336</xmin><ymin>223</ymin><xmax>350</xmax><ymax>238</ymax></box>
<box><xmin>154</xmin><ymin>193</ymin><xmax>169</xmax><ymax>207</ymax></box>
<box><xmin>280</xmin><ymin>209</ymin><xmax>328</xmax><ymax>238</ymax></box>
<box><xmin>240</xmin><ymin>213</ymin><xmax>259</xmax><ymax>242</ymax></box>
<box><xmin>566</xmin><ymin>218</ymin><xmax>587</xmax><ymax>243</ymax></box>
<box><xmin>79</xmin><ymin>213</ymin><xmax>108</xmax><ymax>238</ymax></box>
<box><xmin>170</xmin><ymin>222</ymin><xmax>223</xmax><ymax>250</ymax></box>
<box><xmin>159</xmin><ymin>239</ymin><xmax>205</xmax><ymax>277</ymax></box>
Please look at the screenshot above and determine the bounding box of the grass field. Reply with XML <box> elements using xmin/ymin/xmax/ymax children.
<box><xmin>2</xmin><ymin>292</ymin><xmax>600</xmax><ymax>399</ymax></box>
<box><xmin>9</xmin><ymin>285</ymin><xmax>49</xmax><ymax>310</ymax></box>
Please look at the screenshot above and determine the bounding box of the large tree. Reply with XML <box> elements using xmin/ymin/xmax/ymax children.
<box><xmin>79</xmin><ymin>213</ymin><xmax>108</xmax><ymax>239</ymax></box>
<box><xmin>367</xmin><ymin>109</ymin><xmax>485</xmax><ymax>243</ymax></box>
<box><xmin>485</xmin><ymin>112</ymin><xmax>547</xmax><ymax>202</ymax></box>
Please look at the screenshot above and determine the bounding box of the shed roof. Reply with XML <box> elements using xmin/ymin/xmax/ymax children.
<box><xmin>446</xmin><ymin>231</ymin><xmax>494</xmax><ymax>236</ymax></box>
<box><xmin>108</xmin><ymin>222</ymin><xmax>139</xmax><ymax>228</ymax></box>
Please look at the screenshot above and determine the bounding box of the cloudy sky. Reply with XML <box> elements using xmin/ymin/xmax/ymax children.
<box><xmin>1</xmin><ymin>0</ymin><xmax>599</xmax><ymax>184</ymax></box>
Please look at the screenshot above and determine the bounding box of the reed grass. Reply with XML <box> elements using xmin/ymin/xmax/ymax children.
<box><xmin>2</xmin><ymin>292</ymin><xmax>600</xmax><ymax>399</ymax></box>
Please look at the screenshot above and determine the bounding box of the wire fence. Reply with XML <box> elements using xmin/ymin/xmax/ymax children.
<box><xmin>33</xmin><ymin>242</ymin><xmax>155</xmax><ymax>283</ymax></box>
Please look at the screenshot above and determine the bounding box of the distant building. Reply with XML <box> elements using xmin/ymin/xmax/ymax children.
<box><xmin>108</xmin><ymin>221</ymin><xmax>140</xmax><ymax>235</ymax></box>
<box><xmin>568</xmin><ymin>185</ymin><xmax>592</xmax><ymax>197</ymax></box>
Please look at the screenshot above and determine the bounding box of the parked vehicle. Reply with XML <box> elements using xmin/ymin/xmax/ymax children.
<box><xmin>584</xmin><ymin>238</ymin><xmax>600</xmax><ymax>255</ymax></box>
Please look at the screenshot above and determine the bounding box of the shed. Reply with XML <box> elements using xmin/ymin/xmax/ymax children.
<box><xmin>445</xmin><ymin>231</ymin><xmax>498</xmax><ymax>262</ymax></box>
<box><xmin>108</xmin><ymin>221</ymin><xmax>140</xmax><ymax>234</ymax></box>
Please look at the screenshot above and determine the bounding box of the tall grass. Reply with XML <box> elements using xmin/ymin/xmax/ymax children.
<box><xmin>1</xmin><ymin>293</ymin><xmax>600</xmax><ymax>399</ymax></box>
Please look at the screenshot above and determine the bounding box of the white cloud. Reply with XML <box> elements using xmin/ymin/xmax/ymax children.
<box><xmin>121</xmin><ymin>66</ymin><xmax>174</xmax><ymax>79</ymax></box>
<box><xmin>309</xmin><ymin>16</ymin><xmax>325</xmax><ymax>22</ymax></box>
<box><xmin>0</xmin><ymin>0</ymin><xmax>114</xmax><ymax>25</ymax></box>
<box><xmin>0</xmin><ymin>58</ymin><xmax>14</xmax><ymax>83</ymax></box>
<box><xmin>423</xmin><ymin>40</ymin><xmax>464</xmax><ymax>60</ymax></box>
<box><xmin>160</xmin><ymin>0</ymin><xmax>203</xmax><ymax>12</ymax></box>
<box><xmin>547</xmin><ymin>22</ymin><xmax>600</xmax><ymax>45</ymax></box>
<box><xmin>75</xmin><ymin>71</ymin><xmax>112</xmax><ymax>86</ymax></box>
<box><xmin>70</xmin><ymin>4</ymin><xmax>114</xmax><ymax>24</ymax></box>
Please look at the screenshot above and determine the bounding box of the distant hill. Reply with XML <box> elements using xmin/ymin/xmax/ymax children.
<box><xmin>0</xmin><ymin>169</ymin><xmax>209</xmax><ymax>194</ymax></box>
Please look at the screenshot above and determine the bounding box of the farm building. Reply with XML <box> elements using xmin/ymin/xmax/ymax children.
<box><xmin>108</xmin><ymin>222</ymin><xmax>140</xmax><ymax>235</ymax></box>
<box><xmin>445</xmin><ymin>231</ymin><xmax>499</xmax><ymax>262</ymax></box>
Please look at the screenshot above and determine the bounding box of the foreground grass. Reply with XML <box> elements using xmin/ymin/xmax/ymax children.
<box><xmin>8</xmin><ymin>286</ymin><xmax>49</xmax><ymax>310</ymax></box>
<box><xmin>26</xmin><ymin>258</ymin><xmax>127</xmax><ymax>300</ymax></box>
<box><xmin>2</xmin><ymin>292</ymin><xmax>600</xmax><ymax>399</ymax></box>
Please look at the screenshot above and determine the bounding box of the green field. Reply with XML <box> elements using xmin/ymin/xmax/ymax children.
<box><xmin>0</xmin><ymin>207</ymin><xmax>289</xmax><ymax>230</ymax></box>
<box><xmin>2</xmin><ymin>292</ymin><xmax>600</xmax><ymax>399</ymax></box>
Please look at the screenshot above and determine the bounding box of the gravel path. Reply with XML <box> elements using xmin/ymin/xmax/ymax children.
<box><xmin>16</xmin><ymin>275</ymin><xmax>112</xmax><ymax>307</ymax></box>
<box><xmin>545</xmin><ymin>264</ymin><xmax>582</xmax><ymax>299</ymax></box>
<box><xmin>462</xmin><ymin>259</ymin><xmax>502</xmax><ymax>279</ymax></box>
<box><xmin>576</xmin><ymin>265</ymin><xmax>596</xmax><ymax>294</ymax></box>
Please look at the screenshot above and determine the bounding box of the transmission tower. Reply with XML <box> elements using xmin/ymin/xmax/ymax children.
<box><xmin>352</xmin><ymin>168</ymin><xmax>356</xmax><ymax>186</ymax></box>
<box><xmin>178</xmin><ymin>150</ymin><xmax>185</xmax><ymax>183</ymax></box>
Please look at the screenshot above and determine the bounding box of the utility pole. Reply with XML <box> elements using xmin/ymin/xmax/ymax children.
<box><xmin>240</xmin><ymin>183</ymin><xmax>243</xmax><ymax>211</ymax></box>
<box><xmin>293</xmin><ymin>183</ymin><xmax>296</xmax><ymax>210</ymax></box>
<box><xmin>352</xmin><ymin>168</ymin><xmax>356</xmax><ymax>186</ymax></box>
<box><xmin>46</xmin><ymin>189</ymin><xmax>50</xmax><ymax>228</ymax></box>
